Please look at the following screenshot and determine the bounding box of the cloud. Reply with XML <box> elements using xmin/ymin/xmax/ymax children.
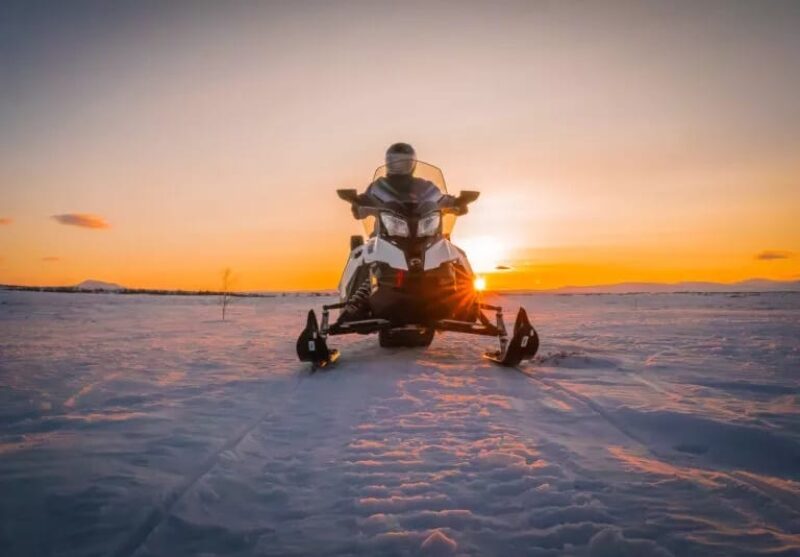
<box><xmin>42</xmin><ymin>256</ymin><xmax>61</xmax><ymax>262</ymax></box>
<box><xmin>0</xmin><ymin>217</ymin><xmax>12</xmax><ymax>225</ymax></box>
<box><xmin>51</xmin><ymin>214</ymin><xmax>110</xmax><ymax>229</ymax></box>
<box><xmin>755</xmin><ymin>250</ymin><xmax>792</xmax><ymax>261</ymax></box>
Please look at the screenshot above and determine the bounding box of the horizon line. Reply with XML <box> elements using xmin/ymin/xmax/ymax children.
<box><xmin>2</xmin><ymin>277</ymin><xmax>799</xmax><ymax>295</ymax></box>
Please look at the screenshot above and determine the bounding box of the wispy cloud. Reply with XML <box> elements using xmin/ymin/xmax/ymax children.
<box><xmin>51</xmin><ymin>214</ymin><xmax>110</xmax><ymax>229</ymax></box>
<box><xmin>755</xmin><ymin>250</ymin><xmax>793</xmax><ymax>261</ymax></box>
<box><xmin>42</xmin><ymin>256</ymin><xmax>61</xmax><ymax>262</ymax></box>
<box><xmin>0</xmin><ymin>217</ymin><xmax>12</xmax><ymax>225</ymax></box>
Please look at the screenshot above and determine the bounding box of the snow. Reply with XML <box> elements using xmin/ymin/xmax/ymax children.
<box><xmin>546</xmin><ymin>279</ymin><xmax>800</xmax><ymax>294</ymax></box>
<box><xmin>0</xmin><ymin>290</ymin><xmax>798</xmax><ymax>556</ymax></box>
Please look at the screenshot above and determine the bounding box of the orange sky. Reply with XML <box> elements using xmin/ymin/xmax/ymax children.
<box><xmin>1</xmin><ymin>1</ymin><xmax>798</xmax><ymax>291</ymax></box>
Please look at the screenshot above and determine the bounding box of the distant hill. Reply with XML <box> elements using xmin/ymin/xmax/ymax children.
<box><xmin>544</xmin><ymin>279</ymin><xmax>800</xmax><ymax>294</ymax></box>
<box><xmin>75</xmin><ymin>279</ymin><xmax>124</xmax><ymax>291</ymax></box>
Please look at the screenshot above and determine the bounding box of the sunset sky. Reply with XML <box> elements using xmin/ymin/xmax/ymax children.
<box><xmin>1</xmin><ymin>1</ymin><xmax>798</xmax><ymax>291</ymax></box>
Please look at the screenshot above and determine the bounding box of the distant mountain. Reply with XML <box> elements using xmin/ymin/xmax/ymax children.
<box><xmin>545</xmin><ymin>279</ymin><xmax>800</xmax><ymax>294</ymax></box>
<box><xmin>75</xmin><ymin>279</ymin><xmax>124</xmax><ymax>291</ymax></box>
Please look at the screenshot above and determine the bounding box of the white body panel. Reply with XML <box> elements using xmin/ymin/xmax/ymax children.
<box><xmin>338</xmin><ymin>237</ymin><xmax>407</xmax><ymax>299</ymax></box>
<box><xmin>364</xmin><ymin>237</ymin><xmax>408</xmax><ymax>269</ymax></box>
<box><xmin>424</xmin><ymin>239</ymin><xmax>467</xmax><ymax>271</ymax></box>
<box><xmin>338</xmin><ymin>236</ymin><xmax>470</xmax><ymax>300</ymax></box>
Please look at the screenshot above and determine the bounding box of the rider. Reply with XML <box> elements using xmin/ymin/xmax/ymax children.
<box><xmin>352</xmin><ymin>143</ymin><xmax>468</xmax><ymax>218</ymax></box>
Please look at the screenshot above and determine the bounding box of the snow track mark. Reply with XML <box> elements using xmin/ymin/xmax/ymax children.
<box><xmin>334</xmin><ymin>362</ymin><xmax>612</xmax><ymax>554</ymax></box>
<box><xmin>513</xmin><ymin>365</ymin><xmax>800</xmax><ymax>537</ymax></box>
<box><xmin>64</xmin><ymin>371</ymin><xmax>122</xmax><ymax>408</ymax></box>
<box><xmin>112</xmin><ymin>374</ymin><xmax>306</xmax><ymax>557</ymax></box>
<box><xmin>515</xmin><ymin>366</ymin><xmax>652</xmax><ymax>449</ymax></box>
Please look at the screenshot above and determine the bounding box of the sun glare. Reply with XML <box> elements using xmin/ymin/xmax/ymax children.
<box><xmin>459</xmin><ymin>236</ymin><xmax>506</xmax><ymax>274</ymax></box>
<box><xmin>474</xmin><ymin>276</ymin><xmax>487</xmax><ymax>291</ymax></box>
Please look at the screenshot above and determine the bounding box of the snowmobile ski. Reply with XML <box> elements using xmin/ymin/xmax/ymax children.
<box><xmin>483</xmin><ymin>307</ymin><xmax>539</xmax><ymax>366</ymax></box>
<box><xmin>296</xmin><ymin>310</ymin><xmax>339</xmax><ymax>369</ymax></box>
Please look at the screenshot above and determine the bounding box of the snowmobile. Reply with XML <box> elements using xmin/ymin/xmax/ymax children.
<box><xmin>296</xmin><ymin>161</ymin><xmax>539</xmax><ymax>368</ymax></box>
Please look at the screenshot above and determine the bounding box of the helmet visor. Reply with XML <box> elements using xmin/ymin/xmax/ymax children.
<box><xmin>385</xmin><ymin>152</ymin><xmax>417</xmax><ymax>175</ymax></box>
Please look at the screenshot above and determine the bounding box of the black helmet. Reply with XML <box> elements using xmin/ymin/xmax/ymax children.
<box><xmin>385</xmin><ymin>142</ymin><xmax>417</xmax><ymax>175</ymax></box>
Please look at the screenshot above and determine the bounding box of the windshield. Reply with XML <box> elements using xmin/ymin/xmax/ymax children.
<box><xmin>360</xmin><ymin>161</ymin><xmax>458</xmax><ymax>237</ymax></box>
<box><xmin>372</xmin><ymin>160</ymin><xmax>448</xmax><ymax>193</ymax></box>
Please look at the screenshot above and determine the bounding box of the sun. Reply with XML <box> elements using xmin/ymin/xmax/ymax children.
<box><xmin>458</xmin><ymin>235</ymin><xmax>506</xmax><ymax>273</ymax></box>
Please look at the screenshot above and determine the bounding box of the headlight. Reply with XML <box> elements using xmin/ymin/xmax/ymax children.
<box><xmin>417</xmin><ymin>212</ymin><xmax>441</xmax><ymax>237</ymax></box>
<box><xmin>380</xmin><ymin>213</ymin><xmax>410</xmax><ymax>237</ymax></box>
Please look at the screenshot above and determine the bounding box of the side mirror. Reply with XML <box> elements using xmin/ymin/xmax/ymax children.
<box><xmin>337</xmin><ymin>189</ymin><xmax>359</xmax><ymax>203</ymax></box>
<box><xmin>350</xmin><ymin>235</ymin><xmax>364</xmax><ymax>251</ymax></box>
<box><xmin>457</xmin><ymin>190</ymin><xmax>480</xmax><ymax>205</ymax></box>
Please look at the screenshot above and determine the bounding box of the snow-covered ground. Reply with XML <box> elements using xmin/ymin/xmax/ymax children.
<box><xmin>1</xmin><ymin>291</ymin><xmax>798</xmax><ymax>557</ymax></box>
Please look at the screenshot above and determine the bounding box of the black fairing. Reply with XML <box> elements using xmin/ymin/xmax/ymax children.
<box><xmin>368</xmin><ymin>262</ymin><xmax>478</xmax><ymax>325</ymax></box>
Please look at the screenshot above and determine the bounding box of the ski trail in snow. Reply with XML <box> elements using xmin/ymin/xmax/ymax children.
<box><xmin>625</xmin><ymin>371</ymin><xmax>672</xmax><ymax>396</ymax></box>
<box><xmin>514</xmin><ymin>366</ymin><xmax>652</xmax><ymax>449</ymax></box>
<box><xmin>545</xmin><ymin>364</ymin><xmax>800</xmax><ymax>522</ymax></box>
<box><xmin>730</xmin><ymin>471</ymin><xmax>800</xmax><ymax>515</ymax></box>
<box><xmin>64</xmin><ymin>371</ymin><xmax>122</xmax><ymax>408</ymax></box>
<box><xmin>513</xmin><ymin>365</ymin><xmax>800</xmax><ymax>533</ymax></box>
<box><xmin>112</xmin><ymin>372</ymin><xmax>308</xmax><ymax>557</ymax></box>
